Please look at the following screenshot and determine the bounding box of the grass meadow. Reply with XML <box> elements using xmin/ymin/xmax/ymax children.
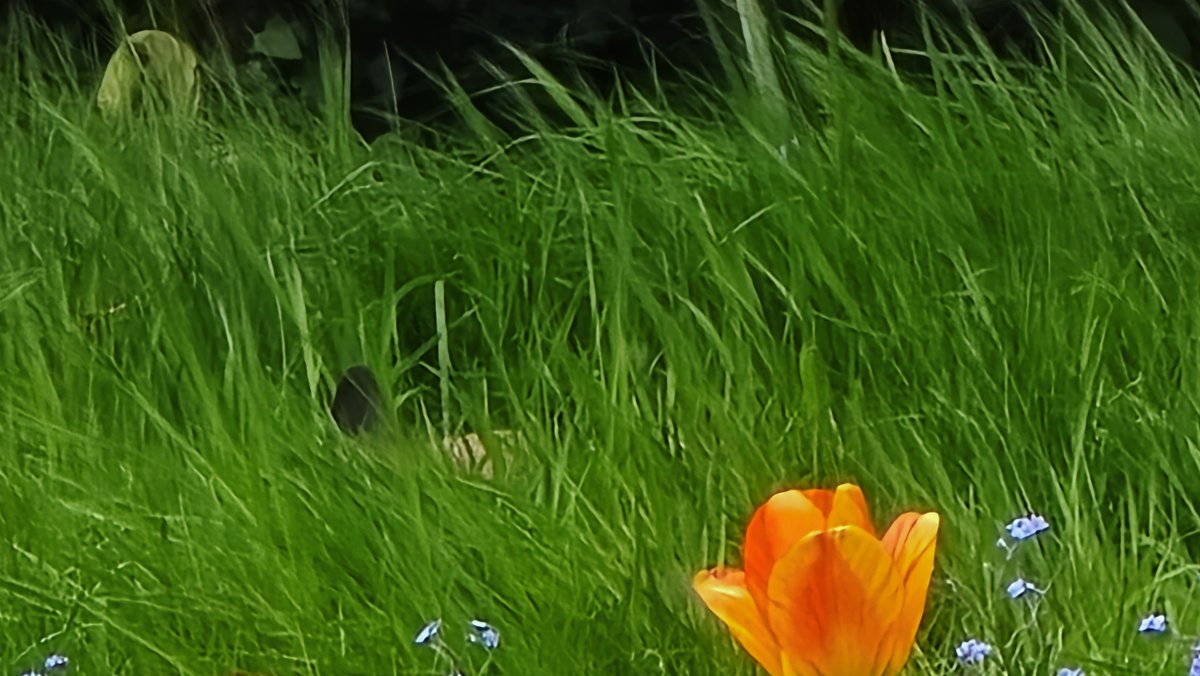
<box><xmin>4</xmin><ymin>4</ymin><xmax>1200</xmax><ymax>674</ymax></box>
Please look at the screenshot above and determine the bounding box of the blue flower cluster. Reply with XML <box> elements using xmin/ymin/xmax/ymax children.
<box><xmin>954</xmin><ymin>638</ymin><xmax>992</xmax><ymax>666</ymax></box>
<box><xmin>1140</xmin><ymin>613</ymin><xmax>1169</xmax><ymax>635</ymax></box>
<box><xmin>466</xmin><ymin>619</ymin><xmax>501</xmax><ymax>650</ymax></box>
<box><xmin>995</xmin><ymin>513</ymin><xmax>1049</xmax><ymax>558</ymax></box>
<box><xmin>18</xmin><ymin>654</ymin><xmax>68</xmax><ymax>676</ymax></box>
<box><xmin>414</xmin><ymin>617</ymin><xmax>501</xmax><ymax>674</ymax></box>
<box><xmin>1000</xmin><ymin>513</ymin><xmax>1049</xmax><ymax>606</ymax></box>
<box><xmin>961</xmin><ymin>512</ymin><xmax>1197</xmax><ymax>673</ymax></box>
<box><xmin>961</xmin><ymin>514</ymin><xmax>1064</xmax><ymax>671</ymax></box>
<box><xmin>415</xmin><ymin>617</ymin><xmax>501</xmax><ymax>651</ymax></box>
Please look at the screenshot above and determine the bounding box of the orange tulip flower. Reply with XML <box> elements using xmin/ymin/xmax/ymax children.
<box><xmin>693</xmin><ymin>484</ymin><xmax>939</xmax><ymax>676</ymax></box>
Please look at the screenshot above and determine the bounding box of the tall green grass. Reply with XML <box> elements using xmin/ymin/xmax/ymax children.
<box><xmin>4</xmin><ymin>4</ymin><xmax>1200</xmax><ymax>673</ymax></box>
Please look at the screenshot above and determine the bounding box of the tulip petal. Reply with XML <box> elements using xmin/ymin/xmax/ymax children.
<box><xmin>800</xmin><ymin>488</ymin><xmax>835</xmax><ymax>515</ymax></box>
<box><xmin>826</xmin><ymin>484</ymin><xmax>876</xmax><ymax>536</ymax></box>
<box><xmin>780</xmin><ymin>653</ymin><xmax>823</xmax><ymax>676</ymax></box>
<box><xmin>880</xmin><ymin>512</ymin><xmax>917</xmax><ymax>558</ymax></box>
<box><xmin>880</xmin><ymin>512</ymin><xmax>940</xmax><ymax>673</ymax></box>
<box><xmin>744</xmin><ymin>490</ymin><xmax>828</xmax><ymax>616</ymax></box>
<box><xmin>693</xmin><ymin>568</ymin><xmax>784</xmax><ymax>676</ymax></box>
<box><xmin>767</xmin><ymin>526</ymin><xmax>904</xmax><ymax>676</ymax></box>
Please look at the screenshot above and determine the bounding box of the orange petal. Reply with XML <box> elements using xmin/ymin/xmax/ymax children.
<box><xmin>826</xmin><ymin>484</ymin><xmax>876</xmax><ymax>537</ymax></box>
<box><xmin>693</xmin><ymin>568</ymin><xmax>784</xmax><ymax>675</ymax></box>
<box><xmin>800</xmin><ymin>488</ymin><xmax>836</xmax><ymax>515</ymax></box>
<box><xmin>880</xmin><ymin>512</ymin><xmax>916</xmax><ymax>558</ymax></box>
<box><xmin>879</xmin><ymin>512</ymin><xmax>940</xmax><ymax>673</ymax></box>
<box><xmin>780</xmin><ymin>653</ymin><xmax>823</xmax><ymax>676</ymax></box>
<box><xmin>744</xmin><ymin>490</ymin><xmax>828</xmax><ymax>616</ymax></box>
<box><xmin>766</xmin><ymin>527</ymin><xmax>904</xmax><ymax>676</ymax></box>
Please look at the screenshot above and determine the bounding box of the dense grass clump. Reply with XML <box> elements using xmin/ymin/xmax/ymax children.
<box><xmin>3</xmin><ymin>6</ymin><xmax>1200</xmax><ymax>674</ymax></box>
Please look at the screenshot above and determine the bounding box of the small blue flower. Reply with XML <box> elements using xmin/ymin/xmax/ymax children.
<box><xmin>1190</xmin><ymin>653</ymin><xmax>1200</xmax><ymax>676</ymax></box>
<box><xmin>1137</xmin><ymin>613</ymin><xmax>1167</xmax><ymax>634</ymax></box>
<box><xmin>955</xmin><ymin>638</ymin><xmax>993</xmax><ymax>665</ymax></box>
<box><xmin>44</xmin><ymin>655</ymin><xmax>69</xmax><ymax>672</ymax></box>
<box><xmin>414</xmin><ymin>618</ymin><xmax>443</xmax><ymax>646</ymax></box>
<box><xmin>1005</xmin><ymin>514</ymin><xmax>1050</xmax><ymax>541</ymax></box>
<box><xmin>1005</xmin><ymin>578</ymin><xmax>1043</xmax><ymax>599</ymax></box>
<box><xmin>467</xmin><ymin>619</ymin><xmax>501</xmax><ymax>650</ymax></box>
<box><xmin>1057</xmin><ymin>668</ymin><xmax>1085</xmax><ymax>676</ymax></box>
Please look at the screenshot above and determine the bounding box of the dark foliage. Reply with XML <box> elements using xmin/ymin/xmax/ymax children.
<box><xmin>331</xmin><ymin>364</ymin><xmax>384</xmax><ymax>435</ymax></box>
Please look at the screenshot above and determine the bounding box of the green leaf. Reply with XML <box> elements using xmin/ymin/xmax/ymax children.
<box><xmin>251</xmin><ymin>16</ymin><xmax>303</xmax><ymax>60</ymax></box>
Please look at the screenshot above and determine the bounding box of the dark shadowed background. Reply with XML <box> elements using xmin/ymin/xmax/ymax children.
<box><xmin>5</xmin><ymin>1</ymin><xmax>1200</xmax><ymax>137</ymax></box>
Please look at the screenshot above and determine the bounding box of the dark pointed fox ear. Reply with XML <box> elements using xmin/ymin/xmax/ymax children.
<box><xmin>331</xmin><ymin>364</ymin><xmax>383</xmax><ymax>434</ymax></box>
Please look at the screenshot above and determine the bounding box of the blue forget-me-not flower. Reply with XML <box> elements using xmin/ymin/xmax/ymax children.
<box><xmin>1005</xmin><ymin>578</ymin><xmax>1044</xmax><ymax>599</ymax></box>
<box><xmin>955</xmin><ymin>638</ymin><xmax>993</xmax><ymax>666</ymax></box>
<box><xmin>18</xmin><ymin>653</ymin><xmax>69</xmax><ymax>676</ymax></box>
<box><xmin>415</xmin><ymin>618</ymin><xmax>443</xmax><ymax>646</ymax></box>
<box><xmin>467</xmin><ymin>619</ymin><xmax>501</xmax><ymax>650</ymax></box>
<box><xmin>1138</xmin><ymin>613</ymin><xmax>1168</xmax><ymax>634</ymax></box>
<box><xmin>1005</xmin><ymin>514</ymin><xmax>1050</xmax><ymax>541</ymax></box>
